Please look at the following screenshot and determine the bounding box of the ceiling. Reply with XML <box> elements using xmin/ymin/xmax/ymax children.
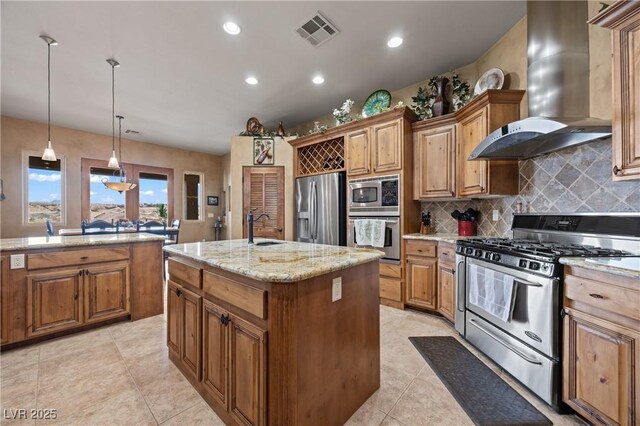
<box><xmin>1</xmin><ymin>1</ymin><xmax>526</xmax><ymax>155</ymax></box>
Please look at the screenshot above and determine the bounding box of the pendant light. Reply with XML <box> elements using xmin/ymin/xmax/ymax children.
<box><xmin>107</xmin><ymin>58</ymin><xmax>120</xmax><ymax>169</ymax></box>
<box><xmin>40</xmin><ymin>35</ymin><xmax>58</xmax><ymax>161</ymax></box>
<box><xmin>102</xmin><ymin>114</ymin><xmax>137</xmax><ymax>193</ymax></box>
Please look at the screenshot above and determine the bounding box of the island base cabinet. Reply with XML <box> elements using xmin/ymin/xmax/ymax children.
<box><xmin>203</xmin><ymin>300</ymin><xmax>229</xmax><ymax>409</ymax></box>
<box><xmin>563</xmin><ymin>309</ymin><xmax>638</xmax><ymax>426</ymax></box>
<box><xmin>84</xmin><ymin>262</ymin><xmax>129</xmax><ymax>324</ymax></box>
<box><xmin>167</xmin><ymin>280</ymin><xmax>202</xmax><ymax>382</ymax></box>
<box><xmin>26</xmin><ymin>268</ymin><xmax>84</xmax><ymax>337</ymax></box>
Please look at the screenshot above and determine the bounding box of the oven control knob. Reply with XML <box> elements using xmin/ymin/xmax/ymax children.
<box><xmin>466</xmin><ymin>248</ymin><xmax>474</xmax><ymax>255</ymax></box>
<box><xmin>519</xmin><ymin>259</ymin><xmax>528</xmax><ymax>268</ymax></box>
<box><xmin>484</xmin><ymin>252</ymin><xmax>492</xmax><ymax>259</ymax></box>
<box><xmin>474</xmin><ymin>249</ymin><xmax>483</xmax><ymax>257</ymax></box>
<box><xmin>529</xmin><ymin>262</ymin><xmax>540</xmax><ymax>270</ymax></box>
<box><xmin>491</xmin><ymin>253</ymin><xmax>501</xmax><ymax>262</ymax></box>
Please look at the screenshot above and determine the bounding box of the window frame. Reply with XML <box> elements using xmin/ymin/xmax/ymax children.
<box><xmin>183</xmin><ymin>171</ymin><xmax>204</xmax><ymax>223</ymax></box>
<box><xmin>22</xmin><ymin>150</ymin><xmax>67</xmax><ymax>226</ymax></box>
<box><xmin>133</xmin><ymin>165</ymin><xmax>174</xmax><ymax>223</ymax></box>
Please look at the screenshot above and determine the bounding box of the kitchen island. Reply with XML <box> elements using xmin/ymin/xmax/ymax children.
<box><xmin>0</xmin><ymin>233</ymin><xmax>165</xmax><ymax>347</ymax></box>
<box><xmin>163</xmin><ymin>239</ymin><xmax>384</xmax><ymax>426</ymax></box>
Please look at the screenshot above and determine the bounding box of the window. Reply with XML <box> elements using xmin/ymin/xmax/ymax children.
<box><xmin>25</xmin><ymin>154</ymin><xmax>65</xmax><ymax>224</ymax></box>
<box><xmin>184</xmin><ymin>172</ymin><xmax>203</xmax><ymax>221</ymax></box>
<box><xmin>138</xmin><ymin>172</ymin><xmax>169</xmax><ymax>221</ymax></box>
<box><xmin>89</xmin><ymin>167</ymin><xmax>126</xmax><ymax>222</ymax></box>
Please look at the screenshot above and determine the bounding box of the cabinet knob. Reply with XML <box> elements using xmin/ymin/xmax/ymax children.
<box><xmin>176</xmin><ymin>288</ymin><xmax>182</xmax><ymax>298</ymax></box>
<box><xmin>79</xmin><ymin>270</ymin><xmax>83</xmax><ymax>277</ymax></box>
<box><xmin>451</xmin><ymin>268</ymin><xmax>456</xmax><ymax>274</ymax></box>
<box><xmin>80</xmin><ymin>256</ymin><xmax>89</xmax><ymax>260</ymax></box>
<box><xmin>613</xmin><ymin>165</ymin><xmax>623</xmax><ymax>176</ymax></box>
<box><xmin>589</xmin><ymin>293</ymin><xmax>605</xmax><ymax>299</ymax></box>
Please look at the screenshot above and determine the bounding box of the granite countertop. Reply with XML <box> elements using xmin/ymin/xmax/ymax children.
<box><xmin>0</xmin><ymin>233</ymin><xmax>166</xmax><ymax>252</ymax></box>
<box><xmin>164</xmin><ymin>239</ymin><xmax>384</xmax><ymax>283</ymax></box>
<box><xmin>559</xmin><ymin>256</ymin><xmax>640</xmax><ymax>280</ymax></box>
<box><xmin>403</xmin><ymin>233</ymin><xmax>479</xmax><ymax>244</ymax></box>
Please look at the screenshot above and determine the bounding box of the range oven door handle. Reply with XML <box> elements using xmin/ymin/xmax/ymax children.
<box><xmin>468</xmin><ymin>318</ymin><xmax>543</xmax><ymax>365</ymax></box>
<box><xmin>456</xmin><ymin>259</ymin><xmax>465</xmax><ymax>313</ymax></box>
<box><xmin>467</xmin><ymin>258</ymin><xmax>549</xmax><ymax>287</ymax></box>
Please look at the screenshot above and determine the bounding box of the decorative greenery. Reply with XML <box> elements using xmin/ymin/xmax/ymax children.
<box><xmin>411</xmin><ymin>72</ymin><xmax>471</xmax><ymax>120</ymax></box>
<box><xmin>332</xmin><ymin>99</ymin><xmax>356</xmax><ymax>125</ymax></box>
<box><xmin>308</xmin><ymin>123</ymin><xmax>329</xmax><ymax>134</ymax></box>
<box><xmin>158</xmin><ymin>204</ymin><xmax>167</xmax><ymax>220</ymax></box>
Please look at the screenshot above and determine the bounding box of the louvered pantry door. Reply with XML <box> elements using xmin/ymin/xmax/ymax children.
<box><xmin>242</xmin><ymin>166</ymin><xmax>285</xmax><ymax>240</ymax></box>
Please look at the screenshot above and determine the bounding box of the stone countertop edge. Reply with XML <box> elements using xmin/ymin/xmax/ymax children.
<box><xmin>559</xmin><ymin>257</ymin><xmax>640</xmax><ymax>280</ymax></box>
<box><xmin>0</xmin><ymin>233</ymin><xmax>166</xmax><ymax>252</ymax></box>
<box><xmin>402</xmin><ymin>233</ymin><xmax>478</xmax><ymax>244</ymax></box>
<box><xmin>164</xmin><ymin>240</ymin><xmax>385</xmax><ymax>283</ymax></box>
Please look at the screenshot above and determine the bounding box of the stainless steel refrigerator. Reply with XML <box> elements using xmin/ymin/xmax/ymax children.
<box><xmin>295</xmin><ymin>171</ymin><xmax>346</xmax><ymax>246</ymax></box>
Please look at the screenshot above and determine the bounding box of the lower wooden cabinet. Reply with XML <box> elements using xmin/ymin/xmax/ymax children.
<box><xmin>1</xmin><ymin>257</ymin><xmax>8</xmax><ymax>344</ymax></box>
<box><xmin>405</xmin><ymin>256</ymin><xmax>437</xmax><ymax>310</ymax></box>
<box><xmin>563</xmin><ymin>266</ymin><xmax>639</xmax><ymax>426</ymax></box>
<box><xmin>203</xmin><ymin>300</ymin><xmax>229</xmax><ymax>409</ymax></box>
<box><xmin>26</xmin><ymin>268</ymin><xmax>84</xmax><ymax>337</ymax></box>
<box><xmin>167</xmin><ymin>280</ymin><xmax>202</xmax><ymax>382</ymax></box>
<box><xmin>437</xmin><ymin>263</ymin><xmax>455</xmax><ymax>322</ymax></box>
<box><xmin>84</xmin><ymin>262</ymin><xmax>129</xmax><ymax>324</ymax></box>
<box><xmin>167</xmin><ymin>280</ymin><xmax>181</xmax><ymax>358</ymax></box>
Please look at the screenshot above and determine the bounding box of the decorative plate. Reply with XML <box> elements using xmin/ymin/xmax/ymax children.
<box><xmin>362</xmin><ymin>90</ymin><xmax>391</xmax><ymax>117</ymax></box>
<box><xmin>474</xmin><ymin>68</ymin><xmax>505</xmax><ymax>95</ymax></box>
<box><xmin>246</xmin><ymin>117</ymin><xmax>262</xmax><ymax>135</ymax></box>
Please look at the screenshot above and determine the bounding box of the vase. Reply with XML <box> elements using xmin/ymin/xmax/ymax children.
<box><xmin>431</xmin><ymin>77</ymin><xmax>451</xmax><ymax>117</ymax></box>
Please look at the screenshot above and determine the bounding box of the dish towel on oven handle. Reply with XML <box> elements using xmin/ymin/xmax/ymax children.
<box><xmin>468</xmin><ymin>264</ymin><xmax>517</xmax><ymax>322</ymax></box>
<box><xmin>353</xmin><ymin>219</ymin><xmax>386</xmax><ymax>248</ymax></box>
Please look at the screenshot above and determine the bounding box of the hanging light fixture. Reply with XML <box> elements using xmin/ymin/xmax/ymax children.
<box><xmin>106</xmin><ymin>58</ymin><xmax>120</xmax><ymax>169</ymax></box>
<box><xmin>102</xmin><ymin>60</ymin><xmax>136</xmax><ymax>193</ymax></box>
<box><xmin>40</xmin><ymin>35</ymin><xmax>58</xmax><ymax>161</ymax></box>
<box><xmin>103</xmin><ymin>115</ymin><xmax>137</xmax><ymax>193</ymax></box>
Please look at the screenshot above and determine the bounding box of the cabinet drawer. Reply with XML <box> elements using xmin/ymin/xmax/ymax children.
<box><xmin>203</xmin><ymin>271</ymin><xmax>266</xmax><ymax>319</ymax></box>
<box><xmin>438</xmin><ymin>243</ymin><xmax>456</xmax><ymax>265</ymax></box>
<box><xmin>380</xmin><ymin>262</ymin><xmax>401</xmax><ymax>279</ymax></box>
<box><xmin>168</xmin><ymin>257</ymin><xmax>202</xmax><ymax>289</ymax></box>
<box><xmin>565</xmin><ymin>275</ymin><xmax>639</xmax><ymax>321</ymax></box>
<box><xmin>405</xmin><ymin>240</ymin><xmax>436</xmax><ymax>257</ymax></box>
<box><xmin>28</xmin><ymin>247</ymin><xmax>129</xmax><ymax>270</ymax></box>
<box><xmin>380</xmin><ymin>277</ymin><xmax>402</xmax><ymax>302</ymax></box>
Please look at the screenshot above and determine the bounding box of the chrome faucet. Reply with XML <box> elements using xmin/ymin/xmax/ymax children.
<box><xmin>247</xmin><ymin>209</ymin><xmax>270</xmax><ymax>244</ymax></box>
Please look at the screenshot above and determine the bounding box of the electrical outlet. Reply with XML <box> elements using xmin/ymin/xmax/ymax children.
<box><xmin>492</xmin><ymin>209</ymin><xmax>500</xmax><ymax>222</ymax></box>
<box><xmin>332</xmin><ymin>277</ymin><xmax>342</xmax><ymax>302</ymax></box>
<box><xmin>10</xmin><ymin>254</ymin><xmax>25</xmax><ymax>269</ymax></box>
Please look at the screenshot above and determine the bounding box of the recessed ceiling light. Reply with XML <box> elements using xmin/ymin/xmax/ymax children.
<box><xmin>312</xmin><ymin>75</ymin><xmax>325</xmax><ymax>85</ymax></box>
<box><xmin>387</xmin><ymin>36</ymin><xmax>403</xmax><ymax>48</ymax></box>
<box><xmin>223</xmin><ymin>22</ymin><xmax>241</xmax><ymax>35</ymax></box>
<box><xmin>245</xmin><ymin>76</ymin><xmax>258</xmax><ymax>85</ymax></box>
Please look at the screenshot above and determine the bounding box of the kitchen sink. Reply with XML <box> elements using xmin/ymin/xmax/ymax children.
<box><xmin>254</xmin><ymin>241</ymin><xmax>284</xmax><ymax>247</ymax></box>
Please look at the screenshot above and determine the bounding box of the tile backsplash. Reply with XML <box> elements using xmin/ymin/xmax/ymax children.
<box><xmin>420</xmin><ymin>140</ymin><xmax>640</xmax><ymax>237</ymax></box>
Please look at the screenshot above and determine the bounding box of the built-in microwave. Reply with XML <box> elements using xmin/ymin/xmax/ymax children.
<box><xmin>348</xmin><ymin>174</ymin><xmax>400</xmax><ymax>216</ymax></box>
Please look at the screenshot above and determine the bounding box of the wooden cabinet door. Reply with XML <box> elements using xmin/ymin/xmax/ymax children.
<box><xmin>372</xmin><ymin>119</ymin><xmax>402</xmax><ymax>173</ymax></box>
<box><xmin>202</xmin><ymin>299</ymin><xmax>229</xmax><ymax>409</ymax></box>
<box><xmin>26</xmin><ymin>268</ymin><xmax>83</xmax><ymax>337</ymax></box>
<box><xmin>243</xmin><ymin>166</ymin><xmax>285</xmax><ymax>240</ymax></box>
<box><xmin>229</xmin><ymin>315</ymin><xmax>266</xmax><ymax>426</ymax></box>
<box><xmin>414</xmin><ymin>125</ymin><xmax>456</xmax><ymax>199</ymax></box>
<box><xmin>167</xmin><ymin>280</ymin><xmax>181</xmax><ymax>358</ymax></box>
<box><xmin>180</xmin><ymin>286</ymin><xmax>202</xmax><ymax>382</ymax></box>
<box><xmin>563</xmin><ymin>310</ymin><xmax>638</xmax><ymax>426</ymax></box>
<box><xmin>437</xmin><ymin>263</ymin><xmax>455</xmax><ymax>321</ymax></box>
<box><xmin>1</xmin><ymin>257</ymin><xmax>7</xmax><ymax>344</ymax></box>
<box><xmin>84</xmin><ymin>261</ymin><xmax>129</xmax><ymax>324</ymax></box>
<box><xmin>346</xmin><ymin>128</ymin><xmax>371</xmax><ymax>176</ymax></box>
<box><xmin>458</xmin><ymin>107</ymin><xmax>488</xmax><ymax>197</ymax></box>
<box><xmin>405</xmin><ymin>256</ymin><xmax>437</xmax><ymax>310</ymax></box>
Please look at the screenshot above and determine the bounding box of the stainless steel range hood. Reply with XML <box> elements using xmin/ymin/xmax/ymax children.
<box><xmin>469</xmin><ymin>1</ymin><xmax>612</xmax><ymax>161</ymax></box>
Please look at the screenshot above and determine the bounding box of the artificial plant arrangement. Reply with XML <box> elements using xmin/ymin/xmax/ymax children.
<box><xmin>333</xmin><ymin>99</ymin><xmax>360</xmax><ymax>125</ymax></box>
<box><xmin>411</xmin><ymin>72</ymin><xmax>471</xmax><ymax>120</ymax></box>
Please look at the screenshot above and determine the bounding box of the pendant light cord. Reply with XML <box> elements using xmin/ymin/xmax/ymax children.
<box><xmin>118</xmin><ymin>116</ymin><xmax>123</xmax><ymax>161</ymax></box>
<box><xmin>47</xmin><ymin>41</ymin><xmax>51</xmax><ymax>142</ymax></box>
<box><xmin>111</xmin><ymin>64</ymin><xmax>115</xmax><ymax>152</ymax></box>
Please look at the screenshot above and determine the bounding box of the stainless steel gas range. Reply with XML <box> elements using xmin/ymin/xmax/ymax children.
<box><xmin>454</xmin><ymin>213</ymin><xmax>640</xmax><ymax>410</ymax></box>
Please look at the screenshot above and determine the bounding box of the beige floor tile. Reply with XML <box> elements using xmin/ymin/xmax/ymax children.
<box><xmin>38</xmin><ymin>341</ymin><xmax>122</xmax><ymax>384</ymax></box>
<box><xmin>37</xmin><ymin>360</ymin><xmax>137</xmax><ymax>414</ymax></box>
<box><xmin>0</xmin><ymin>370</ymin><xmax>38</xmax><ymax>425</ymax></box>
<box><xmin>0</xmin><ymin>346</ymin><xmax>40</xmax><ymax>378</ymax></box>
<box><xmin>113</xmin><ymin>326</ymin><xmax>166</xmax><ymax>362</ymax></box>
<box><xmin>37</xmin><ymin>329</ymin><xmax>113</xmax><ymax>362</ymax></box>
<box><xmin>388</xmin><ymin>377</ymin><xmax>474</xmax><ymax>426</ymax></box>
<box><xmin>366</xmin><ymin>363</ymin><xmax>415</xmax><ymax>413</ymax></box>
<box><xmin>159</xmin><ymin>401</ymin><xmax>225</xmax><ymax>426</ymax></box>
<box><xmin>380</xmin><ymin>415</ymin><xmax>406</xmax><ymax>426</ymax></box>
<box><xmin>344</xmin><ymin>403</ymin><xmax>387</xmax><ymax>426</ymax></box>
<box><xmin>108</xmin><ymin>315</ymin><xmax>165</xmax><ymax>342</ymax></box>
<box><xmin>380</xmin><ymin>337</ymin><xmax>426</xmax><ymax>377</ymax></box>
<box><xmin>36</xmin><ymin>388</ymin><xmax>155</xmax><ymax>426</ymax></box>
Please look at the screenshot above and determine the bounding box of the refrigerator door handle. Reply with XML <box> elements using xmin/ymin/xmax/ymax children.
<box><xmin>312</xmin><ymin>180</ymin><xmax>318</xmax><ymax>239</ymax></box>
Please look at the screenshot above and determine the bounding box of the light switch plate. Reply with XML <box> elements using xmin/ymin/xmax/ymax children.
<box><xmin>207</xmin><ymin>213</ymin><xmax>214</xmax><ymax>218</ymax></box>
<box><xmin>492</xmin><ymin>209</ymin><xmax>500</xmax><ymax>222</ymax></box>
<box><xmin>10</xmin><ymin>254</ymin><xmax>25</xmax><ymax>269</ymax></box>
<box><xmin>332</xmin><ymin>277</ymin><xmax>342</xmax><ymax>302</ymax></box>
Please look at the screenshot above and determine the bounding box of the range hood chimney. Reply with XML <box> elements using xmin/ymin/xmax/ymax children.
<box><xmin>469</xmin><ymin>1</ymin><xmax>611</xmax><ymax>160</ymax></box>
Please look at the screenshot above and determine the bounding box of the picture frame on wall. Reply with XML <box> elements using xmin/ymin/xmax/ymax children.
<box><xmin>207</xmin><ymin>195</ymin><xmax>219</xmax><ymax>206</ymax></box>
<box><xmin>253</xmin><ymin>137</ymin><xmax>274</xmax><ymax>165</ymax></box>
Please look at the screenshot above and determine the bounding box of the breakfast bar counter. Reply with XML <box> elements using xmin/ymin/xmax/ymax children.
<box><xmin>164</xmin><ymin>239</ymin><xmax>383</xmax><ymax>426</ymax></box>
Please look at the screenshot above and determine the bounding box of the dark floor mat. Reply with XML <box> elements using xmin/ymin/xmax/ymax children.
<box><xmin>409</xmin><ymin>336</ymin><xmax>552</xmax><ymax>426</ymax></box>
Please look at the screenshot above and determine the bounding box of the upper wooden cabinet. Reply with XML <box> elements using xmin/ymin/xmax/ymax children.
<box><xmin>413</xmin><ymin>114</ymin><xmax>457</xmax><ymax>199</ymax></box>
<box><xmin>372</xmin><ymin>119</ymin><xmax>403</xmax><ymax>173</ymax></box>
<box><xmin>346</xmin><ymin>128</ymin><xmax>371</xmax><ymax>176</ymax></box>
<box><xmin>456</xmin><ymin>90</ymin><xmax>523</xmax><ymax>197</ymax></box>
<box><xmin>589</xmin><ymin>1</ymin><xmax>640</xmax><ymax>181</ymax></box>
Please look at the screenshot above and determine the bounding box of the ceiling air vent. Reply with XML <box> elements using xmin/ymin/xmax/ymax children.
<box><xmin>125</xmin><ymin>129</ymin><xmax>141</xmax><ymax>135</ymax></box>
<box><xmin>296</xmin><ymin>12</ymin><xmax>339</xmax><ymax>47</ymax></box>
